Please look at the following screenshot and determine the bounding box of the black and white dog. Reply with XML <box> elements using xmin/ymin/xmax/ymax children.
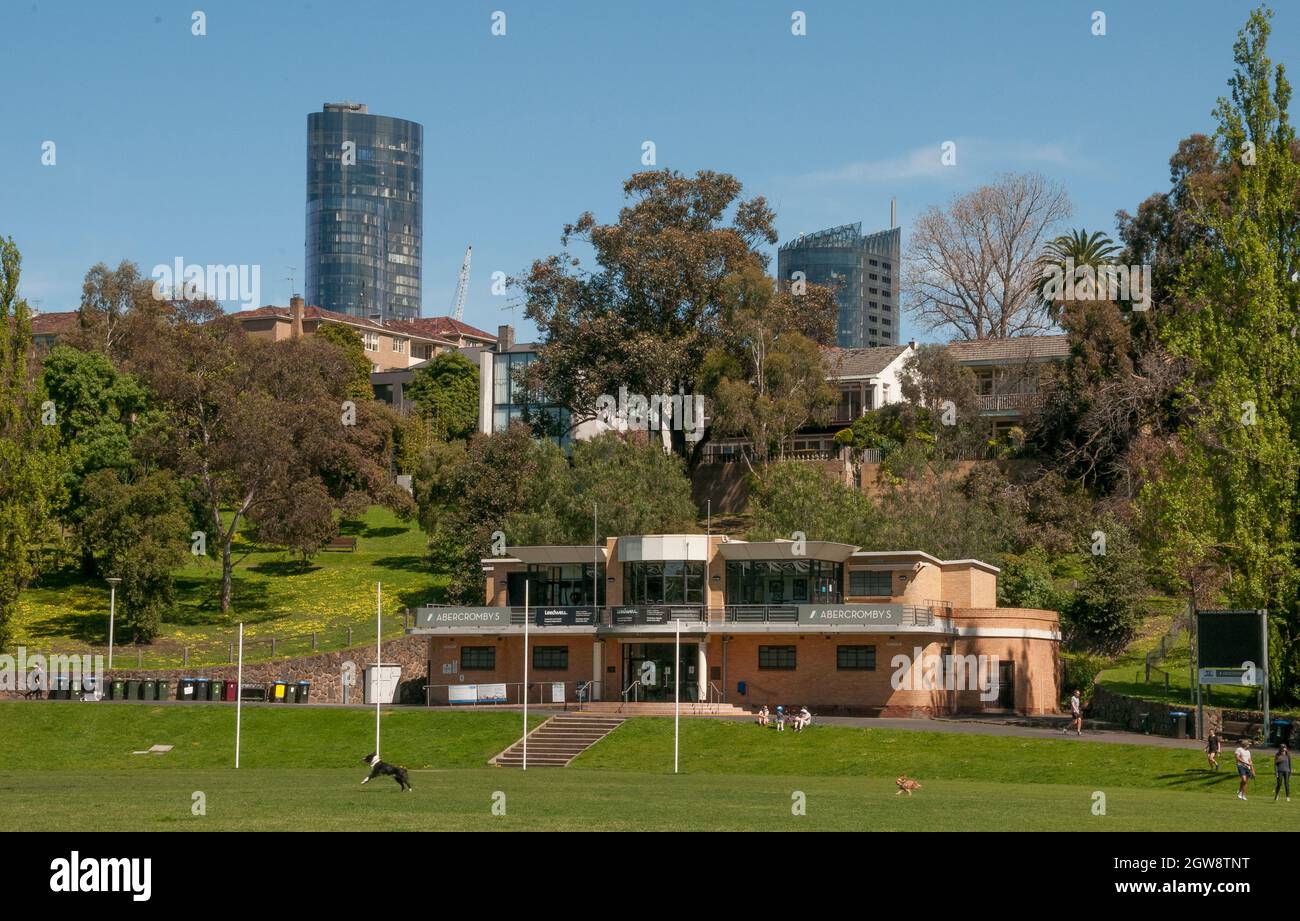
<box><xmin>361</xmin><ymin>752</ymin><xmax>412</xmax><ymax>791</ymax></box>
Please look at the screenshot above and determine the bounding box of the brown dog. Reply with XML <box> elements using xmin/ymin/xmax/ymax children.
<box><xmin>895</xmin><ymin>775</ymin><xmax>922</xmax><ymax>796</ymax></box>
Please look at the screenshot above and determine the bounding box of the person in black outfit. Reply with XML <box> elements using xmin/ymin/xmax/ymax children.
<box><xmin>1274</xmin><ymin>744</ymin><xmax>1292</xmax><ymax>803</ymax></box>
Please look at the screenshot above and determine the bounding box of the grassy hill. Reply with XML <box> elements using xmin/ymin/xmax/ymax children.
<box><xmin>10</xmin><ymin>507</ymin><xmax>446</xmax><ymax>668</ymax></box>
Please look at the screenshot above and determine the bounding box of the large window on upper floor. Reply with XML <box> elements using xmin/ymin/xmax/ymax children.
<box><xmin>726</xmin><ymin>559</ymin><xmax>842</xmax><ymax>605</ymax></box>
<box><xmin>623</xmin><ymin>561</ymin><xmax>704</xmax><ymax>605</ymax></box>
<box><xmin>848</xmin><ymin>569</ymin><xmax>893</xmax><ymax>597</ymax></box>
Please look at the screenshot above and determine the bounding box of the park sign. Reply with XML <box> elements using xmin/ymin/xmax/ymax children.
<box><xmin>799</xmin><ymin>604</ymin><xmax>903</xmax><ymax>626</ymax></box>
<box><xmin>1198</xmin><ymin>667</ymin><xmax>1260</xmax><ymax>687</ymax></box>
<box><xmin>416</xmin><ymin>607</ymin><xmax>512</xmax><ymax>629</ymax></box>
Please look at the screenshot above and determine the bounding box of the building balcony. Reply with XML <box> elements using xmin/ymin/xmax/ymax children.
<box><xmin>976</xmin><ymin>392</ymin><xmax>1043</xmax><ymax>414</ymax></box>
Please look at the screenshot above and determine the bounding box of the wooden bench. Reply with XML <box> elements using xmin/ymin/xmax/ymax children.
<box><xmin>324</xmin><ymin>536</ymin><xmax>358</xmax><ymax>552</ymax></box>
<box><xmin>1221</xmin><ymin>719</ymin><xmax>1263</xmax><ymax>742</ymax></box>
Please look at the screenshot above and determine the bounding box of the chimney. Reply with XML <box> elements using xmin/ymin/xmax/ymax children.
<box><xmin>290</xmin><ymin>295</ymin><xmax>305</xmax><ymax>340</ymax></box>
<box><xmin>908</xmin><ymin>338</ymin><xmax>916</xmax><ymax>350</ymax></box>
<box><xmin>497</xmin><ymin>324</ymin><xmax>514</xmax><ymax>352</ymax></box>
<box><xmin>890</xmin><ymin>197</ymin><xmax>897</xmax><ymax>229</ymax></box>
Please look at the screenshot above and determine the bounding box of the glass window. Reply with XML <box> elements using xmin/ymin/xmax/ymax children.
<box><xmin>525</xmin><ymin>563</ymin><xmax>605</xmax><ymax>606</ymax></box>
<box><xmin>462</xmin><ymin>647</ymin><xmax>496</xmax><ymax>670</ymax></box>
<box><xmin>758</xmin><ymin>646</ymin><xmax>796</xmax><ymax>670</ymax></box>
<box><xmin>837</xmin><ymin>645</ymin><xmax>876</xmax><ymax>670</ymax></box>
<box><xmin>624</xmin><ymin>561</ymin><xmax>703</xmax><ymax>604</ymax></box>
<box><xmin>533</xmin><ymin>646</ymin><xmax>569</xmax><ymax>670</ymax></box>
<box><xmin>726</xmin><ymin>560</ymin><xmax>842</xmax><ymax>604</ymax></box>
<box><xmin>849</xmin><ymin>570</ymin><xmax>893</xmax><ymax>596</ymax></box>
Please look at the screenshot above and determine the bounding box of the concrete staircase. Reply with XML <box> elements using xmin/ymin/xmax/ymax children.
<box><xmin>492</xmin><ymin>713</ymin><xmax>625</xmax><ymax>768</ymax></box>
<box><xmin>576</xmin><ymin>700</ymin><xmax>752</xmax><ymax>718</ymax></box>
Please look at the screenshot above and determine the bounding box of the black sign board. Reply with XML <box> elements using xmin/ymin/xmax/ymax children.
<box><xmin>534</xmin><ymin>607</ymin><xmax>598</xmax><ymax>627</ymax></box>
<box><xmin>612</xmin><ymin>605</ymin><xmax>701</xmax><ymax>625</ymax></box>
<box><xmin>1196</xmin><ymin>609</ymin><xmax>1265</xmax><ymax>669</ymax></box>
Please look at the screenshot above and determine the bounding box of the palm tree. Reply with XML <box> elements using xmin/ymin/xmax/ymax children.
<box><xmin>1036</xmin><ymin>229</ymin><xmax>1121</xmax><ymax>323</ymax></box>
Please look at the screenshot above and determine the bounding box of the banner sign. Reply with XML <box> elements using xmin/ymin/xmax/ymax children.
<box><xmin>798</xmin><ymin>603</ymin><xmax>904</xmax><ymax>626</ymax></box>
<box><xmin>1199</xmin><ymin>667</ymin><xmax>1260</xmax><ymax>687</ymax></box>
<box><xmin>612</xmin><ymin>605</ymin><xmax>701</xmax><ymax>625</ymax></box>
<box><xmin>416</xmin><ymin>607</ymin><xmax>512</xmax><ymax>629</ymax></box>
<box><xmin>448</xmin><ymin>683</ymin><xmax>509</xmax><ymax>704</ymax></box>
<box><xmin>534</xmin><ymin>607</ymin><xmax>598</xmax><ymax>627</ymax></box>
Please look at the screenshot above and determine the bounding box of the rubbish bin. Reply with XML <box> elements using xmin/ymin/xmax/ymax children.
<box><xmin>194</xmin><ymin>678</ymin><xmax>211</xmax><ymax>701</ymax></box>
<box><xmin>271</xmin><ymin>680</ymin><xmax>287</xmax><ymax>702</ymax></box>
<box><xmin>177</xmin><ymin>677</ymin><xmax>195</xmax><ymax>701</ymax></box>
<box><xmin>110</xmin><ymin>678</ymin><xmax>125</xmax><ymax>700</ymax></box>
<box><xmin>296</xmin><ymin>680</ymin><xmax>311</xmax><ymax>704</ymax></box>
<box><xmin>1137</xmin><ymin>712</ymin><xmax>1152</xmax><ymax>734</ymax></box>
<box><xmin>123</xmin><ymin>678</ymin><xmax>139</xmax><ymax>700</ymax></box>
<box><xmin>155</xmin><ymin>679</ymin><xmax>170</xmax><ymax>701</ymax></box>
<box><xmin>82</xmin><ymin>675</ymin><xmax>99</xmax><ymax>700</ymax></box>
<box><xmin>209</xmin><ymin>679</ymin><xmax>224</xmax><ymax>701</ymax></box>
<box><xmin>1271</xmin><ymin>719</ymin><xmax>1293</xmax><ymax>746</ymax></box>
<box><xmin>1170</xmin><ymin>711</ymin><xmax>1188</xmax><ymax>740</ymax></box>
<box><xmin>737</xmin><ymin>680</ymin><xmax>747</xmax><ymax>696</ymax></box>
<box><xmin>223</xmin><ymin>680</ymin><xmax>238</xmax><ymax>702</ymax></box>
<box><xmin>142</xmin><ymin>679</ymin><xmax>156</xmax><ymax>701</ymax></box>
<box><xmin>53</xmin><ymin>675</ymin><xmax>70</xmax><ymax>700</ymax></box>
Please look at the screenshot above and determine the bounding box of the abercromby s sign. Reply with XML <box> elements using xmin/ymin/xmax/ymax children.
<box><xmin>799</xmin><ymin>604</ymin><xmax>903</xmax><ymax>626</ymax></box>
<box><xmin>416</xmin><ymin>607</ymin><xmax>512</xmax><ymax>629</ymax></box>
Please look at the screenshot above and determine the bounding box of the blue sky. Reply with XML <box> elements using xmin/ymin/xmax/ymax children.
<box><xmin>2</xmin><ymin>0</ymin><xmax>1294</xmax><ymax>343</ymax></box>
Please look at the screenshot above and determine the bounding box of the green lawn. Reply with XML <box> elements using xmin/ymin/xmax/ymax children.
<box><xmin>0</xmin><ymin>702</ymin><xmax>1294</xmax><ymax>831</ymax></box>
<box><xmin>11</xmin><ymin>507</ymin><xmax>445</xmax><ymax>668</ymax></box>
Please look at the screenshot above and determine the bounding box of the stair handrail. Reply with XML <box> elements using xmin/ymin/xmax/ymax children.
<box><xmin>622</xmin><ymin>679</ymin><xmax>641</xmax><ymax>703</ymax></box>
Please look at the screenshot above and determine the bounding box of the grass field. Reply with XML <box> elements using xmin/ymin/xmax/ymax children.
<box><xmin>1</xmin><ymin>702</ymin><xmax>1294</xmax><ymax>831</ymax></box>
<box><xmin>10</xmin><ymin>507</ymin><xmax>445</xmax><ymax>668</ymax></box>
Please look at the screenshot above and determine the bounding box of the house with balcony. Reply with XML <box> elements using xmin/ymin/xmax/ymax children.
<box><xmin>946</xmin><ymin>334</ymin><xmax>1069</xmax><ymax>435</ymax></box>
<box><xmin>702</xmin><ymin>342</ymin><xmax>914</xmax><ymax>463</ymax></box>
<box><xmin>407</xmin><ymin>533</ymin><xmax>1061</xmax><ymax>717</ymax></box>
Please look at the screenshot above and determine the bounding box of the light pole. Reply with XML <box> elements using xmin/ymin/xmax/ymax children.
<box><xmin>106</xmin><ymin>577</ymin><xmax>121</xmax><ymax>670</ymax></box>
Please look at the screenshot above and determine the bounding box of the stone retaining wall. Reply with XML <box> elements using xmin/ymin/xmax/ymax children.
<box><xmin>1091</xmin><ymin>685</ymin><xmax>1297</xmax><ymax>744</ymax></box>
<box><xmin>3</xmin><ymin>634</ymin><xmax>431</xmax><ymax>705</ymax></box>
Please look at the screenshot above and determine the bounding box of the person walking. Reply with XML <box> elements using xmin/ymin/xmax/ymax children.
<box><xmin>1206</xmin><ymin>731</ymin><xmax>1222</xmax><ymax>771</ymax></box>
<box><xmin>1273</xmin><ymin>744</ymin><xmax>1291</xmax><ymax>803</ymax></box>
<box><xmin>1235</xmin><ymin>740</ymin><xmax>1255</xmax><ymax>801</ymax></box>
<box><xmin>1061</xmin><ymin>689</ymin><xmax>1082</xmax><ymax>735</ymax></box>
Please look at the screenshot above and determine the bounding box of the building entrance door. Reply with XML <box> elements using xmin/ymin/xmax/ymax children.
<box><xmin>996</xmin><ymin>661</ymin><xmax>1015</xmax><ymax>710</ymax></box>
<box><xmin>623</xmin><ymin>643</ymin><xmax>699</xmax><ymax>702</ymax></box>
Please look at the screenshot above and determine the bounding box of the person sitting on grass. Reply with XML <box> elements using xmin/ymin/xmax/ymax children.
<box><xmin>757</xmin><ymin>705</ymin><xmax>770</xmax><ymax>727</ymax></box>
<box><xmin>793</xmin><ymin>706</ymin><xmax>812</xmax><ymax>732</ymax></box>
<box><xmin>1274</xmin><ymin>744</ymin><xmax>1291</xmax><ymax>803</ymax></box>
<box><xmin>1235</xmin><ymin>740</ymin><xmax>1255</xmax><ymax>801</ymax></box>
<box><xmin>1206</xmin><ymin>731</ymin><xmax>1222</xmax><ymax>771</ymax></box>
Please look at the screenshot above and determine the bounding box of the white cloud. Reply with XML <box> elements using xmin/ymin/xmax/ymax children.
<box><xmin>794</xmin><ymin>138</ymin><xmax>1082</xmax><ymax>187</ymax></box>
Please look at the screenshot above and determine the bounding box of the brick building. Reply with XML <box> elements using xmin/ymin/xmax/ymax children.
<box><xmin>408</xmin><ymin>535</ymin><xmax>1061</xmax><ymax>716</ymax></box>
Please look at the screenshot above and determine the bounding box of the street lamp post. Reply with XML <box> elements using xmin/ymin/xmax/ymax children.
<box><xmin>106</xmin><ymin>577</ymin><xmax>122</xmax><ymax>670</ymax></box>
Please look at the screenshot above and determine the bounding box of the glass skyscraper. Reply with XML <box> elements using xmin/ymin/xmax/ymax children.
<box><xmin>306</xmin><ymin>102</ymin><xmax>422</xmax><ymax>322</ymax></box>
<box><xmin>777</xmin><ymin>222</ymin><xmax>900</xmax><ymax>348</ymax></box>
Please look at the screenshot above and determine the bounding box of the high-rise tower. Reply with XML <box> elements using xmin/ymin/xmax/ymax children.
<box><xmin>306</xmin><ymin>102</ymin><xmax>423</xmax><ymax>322</ymax></box>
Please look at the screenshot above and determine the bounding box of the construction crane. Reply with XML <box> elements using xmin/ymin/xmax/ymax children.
<box><xmin>451</xmin><ymin>245</ymin><xmax>472</xmax><ymax>321</ymax></box>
